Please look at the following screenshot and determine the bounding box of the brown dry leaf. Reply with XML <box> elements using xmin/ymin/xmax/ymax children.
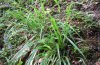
<box><xmin>0</xmin><ymin>60</ymin><xmax>3</xmax><ymax>65</ymax></box>
<box><xmin>95</xmin><ymin>62</ymin><xmax>100</xmax><ymax>65</ymax></box>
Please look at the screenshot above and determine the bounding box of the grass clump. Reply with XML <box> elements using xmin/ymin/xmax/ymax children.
<box><xmin>0</xmin><ymin>1</ymin><xmax>87</xmax><ymax>65</ymax></box>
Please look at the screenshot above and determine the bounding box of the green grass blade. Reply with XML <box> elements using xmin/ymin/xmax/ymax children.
<box><xmin>9</xmin><ymin>36</ymin><xmax>35</xmax><ymax>64</ymax></box>
<box><xmin>65</xmin><ymin>57</ymin><xmax>70</xmax><ymax>65</ymax></box>
<box><xmin>66</xmin><ymin>37</ymin><xmax>85</xmax><ymax>59</ymax></box>
<box><xmin>56</xmin><ymin>44</ymin><xmax>61</xmax><ymax>65</ymax></box>
<box><xmin>62</xmin><ymin>59</ymin><xmax>67</xmax><ymax>65</ymax></box>
<box><xmin>25</xmin><ymin>49</ymin><xmax>38</xmax><ymax>65</ymax></box>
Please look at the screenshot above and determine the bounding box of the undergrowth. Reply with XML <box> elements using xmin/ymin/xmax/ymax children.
<box><xmin>0</xmin><ymin>0</ymin><xmax>97</xmax><ymax>65</ymax></box>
